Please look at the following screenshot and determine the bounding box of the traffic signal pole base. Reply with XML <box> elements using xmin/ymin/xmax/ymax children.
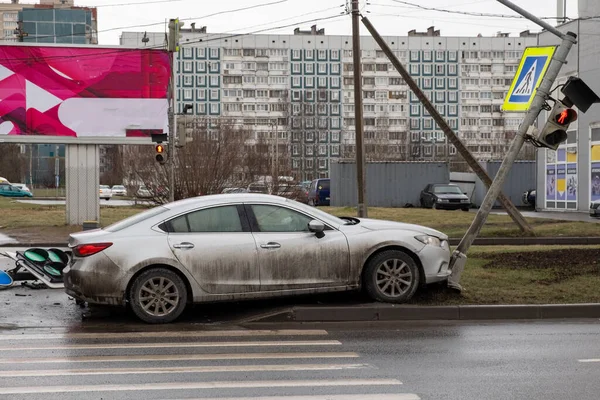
<box><xmin>447</xmin><ymin>250</ymin><xmax>467</xmax><ymax>292</ymax></box>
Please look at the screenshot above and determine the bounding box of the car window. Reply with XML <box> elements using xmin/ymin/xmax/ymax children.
<box><xmin>433</xmin><ymin>185</ymin><xmax>462</xmax><ymax>194</ymax></box>
<box><xmin>251</xmin><ymin>204</ymin><xmax>312</xmax><ymax>233</ymax></box>
<box><xmin>104</xmin><ymin>206</ymin><xmax>169</xmax><ymax>232</ymax></box>
<box><xmin>318</xmin><ymin>180</ymin><xmax>330</xmax><ymax>190</ymax></box>
<box><xmin>169</xmin><ymin>206</ymin><xmax>243</xmax><ymax>233</ymax></box>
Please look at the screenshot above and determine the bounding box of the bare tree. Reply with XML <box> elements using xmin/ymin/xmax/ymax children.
<box><xmin>0</xmin><ymin>144</ymin><xmax>24</xmax><ymax>182</ymax></box>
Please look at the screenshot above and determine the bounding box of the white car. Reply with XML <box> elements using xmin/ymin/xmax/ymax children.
<box><xmin>136</xmin><ymin>186</ymin><xmax>152</xmax><ymax>198</ymax></box>
<box><xmin>99</xmin><ymin>185</ymin><xmax>113</xmax><ymax>200</ymax></box>
<box><xmin>11</xmin><ymin>184</ymin><xmax>31</xmax><ymax>194</ymax></box>
<box><xmin>64</xmin><ymin>193</ymin><xmax>451</xmax><ymax>323</ymax></box>
<box><xmin>111</xmin><ymin>185</ymin><xmax>127</xmax><ymax>196</ymax></box>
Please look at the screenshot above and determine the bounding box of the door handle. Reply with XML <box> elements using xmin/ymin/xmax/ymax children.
<box><xmin>173</xmin><ymin>242</ymin><xmax>195</xmax><ymax>249</ymax></box>
<box><xmin>260</xmin><ymin>242</ymin><xmax>281</xmax><ymax>249</ymax></box>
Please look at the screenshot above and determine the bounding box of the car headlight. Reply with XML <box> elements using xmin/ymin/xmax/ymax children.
<box><xmin>415</xmin><ymin>234</ymin><xmax>442</xmax><ymax>247</ymax></box>
<box><xmin>437</xmin><ymin>198</ymin><xmax>449</xmax><ymax>203</ymax></box>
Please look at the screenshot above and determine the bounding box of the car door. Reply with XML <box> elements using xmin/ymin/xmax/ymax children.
<box><xmin>165</xmin><ymin>204</ymin><xmax>260</xmax><ymax>294</ymax></box>
<box><xmin>246</xmin><ymin>203</ymin><xmax>350</xmax><ymax>291</ymax></box>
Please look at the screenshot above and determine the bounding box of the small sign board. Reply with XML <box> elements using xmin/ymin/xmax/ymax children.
<box><xmin>502</xmin><ymin>46</ymin><xmax>557</xmax><ymax>112</ymax></box>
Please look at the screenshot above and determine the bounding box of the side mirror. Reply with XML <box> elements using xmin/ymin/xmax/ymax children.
<box><xmin>308</xmin><ymin>220</ymin><xmax>325</xmax><ymax>238</ymax></box>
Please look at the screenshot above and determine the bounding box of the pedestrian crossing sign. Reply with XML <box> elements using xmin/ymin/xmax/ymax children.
<box><xmin>503</xmin><ymin>46</ymin><xmax>557</xmax><ymax>112</ymax></box>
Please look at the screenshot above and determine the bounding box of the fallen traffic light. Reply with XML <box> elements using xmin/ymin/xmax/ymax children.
<box><xmin>155</xmin><ymin>144</ymin><xmax>167</xmax><ymax>165</ymax></box>
<box><xmin>534</xmin><ymin>101</ymin><xmax>577</xmax><ymax>150</ymax></box>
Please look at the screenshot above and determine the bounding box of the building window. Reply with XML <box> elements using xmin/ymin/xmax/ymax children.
<box><xmin>331</xmin><ymin>63</ymin><xmax>340</xmax><ymax>74</ymax></box>
<box><xmin>292</xmin><ymin>63</ymin><xmax>301</xmax><ymax>73</ymax></box>
<box><xmin>210</xmin><ymin>103</ymin><xmax>219</xmax><ymax>114</ymax></box>
<box><xmin>196</xmin><ymin>61</ymin><xmax>206</xmax><ymax>72</ymax></box>
<box><xmin>305</xmin><ymin>63</ymin><xmax>315</xmax><ymax>74</ymax></box>
<box><xmin>210</xmin><ymin>76</ymin><xmax>219</xmax><ymax>86</ymax></box>
<box><xmin>209</xmin><ymin>62</ymin><xmax>219</xmax><ymax>73</ymax></box>
<box><xmin>423</xmin><ymin>65</ymin><xmax>432</xmax><ymax>75</ymax></box>
<box><xmin>410</xmin><ymin>64</ymin><xmax>419</xmax><ymax>75</ymax></box>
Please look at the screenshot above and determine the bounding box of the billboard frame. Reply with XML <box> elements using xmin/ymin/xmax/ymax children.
<box><xmin>0</xmin><ymin>42</ymin><xmax>170</xmax><ymax>145</ymax></box>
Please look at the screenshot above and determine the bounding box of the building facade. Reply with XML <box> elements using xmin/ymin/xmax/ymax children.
<box><xmin>121</xmin><ymin>27</ymin><xmax>538</xmax><ymax>181</ymax></box>
<box><xmin>0</xmin><ymin>1</ymin><xmax>22</xmax><ymax>42</ymax></box>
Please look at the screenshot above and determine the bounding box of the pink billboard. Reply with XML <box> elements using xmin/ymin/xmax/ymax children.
<box><xmin>0</xmin><ymin>44</ymin><xmax>170</xmax><ymax>144</ymax></box>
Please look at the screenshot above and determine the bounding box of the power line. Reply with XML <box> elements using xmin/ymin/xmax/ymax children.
<box><xmin>93</xmin><ymin>0</ymin><xmax>185</xmax><ymax>7</ymax></box>
<box><xmin>377</xmin><ymin>0</ymin><xmax>568</xmax><ymax>21</ymax></box>
<box><xmin>18</xmin><ymin>0</ymin><xmax>291</xmax><ymax>42</ymax></box>
<box><xmin>4</xmin><ymin>12</ymin><xmax>347</xmax><ymax>63</ymax></box>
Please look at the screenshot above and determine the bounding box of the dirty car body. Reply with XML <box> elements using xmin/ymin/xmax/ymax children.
<box><xmin>64</xmin><ymin>194</ymin><xmax>451</xmax><ymax>323</ymax></box>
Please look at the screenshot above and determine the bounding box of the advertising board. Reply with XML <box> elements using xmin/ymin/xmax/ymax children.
<box><xmin>0</xmin><ymin>43</ymin><xmax>170</xmax><ymax>144</ymax></box>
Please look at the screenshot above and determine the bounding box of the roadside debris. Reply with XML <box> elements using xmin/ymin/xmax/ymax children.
<box><xmin>0</xmin><ymin>248</ymin><xmax>69</xmax><ymax>290</ymax></box>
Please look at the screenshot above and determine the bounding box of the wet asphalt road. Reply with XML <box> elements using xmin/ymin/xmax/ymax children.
<box><xmin>0</xmin><ymin>283</ymin><xmax>599</xmax><ymax>400</ymax></box>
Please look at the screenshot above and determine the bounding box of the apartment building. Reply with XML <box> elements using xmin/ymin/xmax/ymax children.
<box><xmin>121</xmin><ymin>27</ymin><xmax>538</xmax><ymax>180</ymax></box>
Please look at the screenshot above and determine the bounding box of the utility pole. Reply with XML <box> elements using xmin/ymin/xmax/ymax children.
<box><xmin>351</xmin><ymin>0</ymin><xmax>367</xmax><ymax>218</ymax></box>
<box><xmin>167</xmin><ymin>18</ymin><xmax>183</xmax><ymax>203</ymax></box>
<box><xmin>447</xmin><ymin>0</ymin><xmax>578</xmax><ymax>289</ymax></box>
<box><xmin>360</xmin><ymin>16</ymin><xmax>533</xmax><ymax>234</ymax></box>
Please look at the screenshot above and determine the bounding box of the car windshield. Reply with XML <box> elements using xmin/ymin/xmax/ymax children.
<box><xmin>104</xmin><ymin>206</ymin><xmax>169</xmax><ymax>232</ymax></box>
<box><xmin>433</xmin><ymin>185</ymin><xmax>462</xmax><ymax>194</ymax></box>
<box><xmin>100</xmin><ymin>185</ymin><xmax>110</xmax><ymax>189</ymax></box>
<box><xmin>319</xmin><ymin>180</ymin><xmax>330</xmax><ymax>190</ymax></box>
<box><xmin>113</xmin><ymin>186</ymin><xmax>124</xmax><ymax>189</ymax></box>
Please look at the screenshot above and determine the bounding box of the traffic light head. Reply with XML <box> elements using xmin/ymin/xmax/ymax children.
<box><xmin>535</xmin><ymin>102</ymin><xmax>577</xmax><ymax>150</ymax></box>
<box><xmin>155</xmin><ymin>144</ymin><xmax>167</xmax><ymax>164</ymax></box>
<box><xmin>168</xmin><ymin>18</ymin><xmax>185</xmax><ymax>52</ymax></box>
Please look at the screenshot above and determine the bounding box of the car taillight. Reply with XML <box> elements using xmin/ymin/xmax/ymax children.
<box><xmin>74</xmin><ymin>243</ymin><xmax>113</xmax><ymax>257</ymax></box>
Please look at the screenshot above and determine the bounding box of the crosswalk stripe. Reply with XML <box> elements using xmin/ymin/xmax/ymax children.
<box><xmin>0</xmin><ymin>340</ymin><xmax>342</xmax><ymax>352</ymax></box>
<box><xmin>0</xmin><ymin>379</ymin><xmax>403</xmax><ymax>394</ymax></box>
<box><xmin>0</xmin><ymin>329</ymin><xmax>328</xmax><ymax>341</ymax></box>
<box><xmin>0</xmin><ymin>363</ymin><xmax>372</xmax><ymax>377</ymax></box>
<box><xmin>578</xmin><ymin>359</ymin><xmax>600</xmax><ymax>362</ymax></box>
<box><xmin>0</xmin><ymin>351</ymin><xmax>359</xmax><ymax>364</ymax></box>
<box><xmin>172</xmin><ymin>396</ymin><xmax>420</xmax><ymax>400</ymax></box>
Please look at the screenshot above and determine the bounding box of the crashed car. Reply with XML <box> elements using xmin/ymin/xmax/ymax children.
<box><xmin>64</xmin><ymin>194</ymin><xmax>451</xmax><ymax>323</ymax></box>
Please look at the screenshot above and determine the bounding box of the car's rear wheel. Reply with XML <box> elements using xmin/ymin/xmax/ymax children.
<box><xmin>363</xmin><ymin>250</ymin><xmax>420</xmax><ymax>303</ymax></box>
<box><xmin>129</xmin><ymin>268</ymin><xmax>187</xmax><ymax>324</ymax></box>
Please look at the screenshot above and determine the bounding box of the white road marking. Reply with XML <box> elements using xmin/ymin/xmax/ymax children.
<box><xmin>0</xmin><ymin>351</ymin><xmax>359</xmax><ymax>364</ymax></box>
<box><xmin>0</xmin><ymin>329</ymin><xmax>328</xmax><ymax>341</ymax></box>
<box><xmin>578</xmin><ymin>359</ymin><xmax>600</xmax><ymax>363</ymax></box>
<box><xmin>0</xmin><ymin>379</ymin><xmax>403</xmax><ymax>395</ymax></box>
<box><xmin>0</xmin><ymin>340</ymin><xmax>342</xmax><ymax>352</ymax></box>
<box><xmin>173</xmin><ymin>396</ymin><xmax>420</xmax><ymax>400</ymax></box>
<box><xmin>0</xmin><ymin>363</ymin><xmax>372</xmax><ymax>377</ymax></box>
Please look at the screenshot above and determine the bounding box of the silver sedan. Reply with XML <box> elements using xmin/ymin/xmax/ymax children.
<box><xmin>63</xmin><ymin>194</ymin><xmax>451</xmax><ymax>323</ymax></box>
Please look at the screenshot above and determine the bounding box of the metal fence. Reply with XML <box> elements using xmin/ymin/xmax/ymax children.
<box><xmin>330</xmin><ymin>161</ymin><xmax>449</xmax><ymax>207</ymax></box>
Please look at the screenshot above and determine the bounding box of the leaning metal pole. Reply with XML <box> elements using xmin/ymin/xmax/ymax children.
<box><xmin>360</xmin><ymin>16</ymin><xmax>533</xmax><ymax>235</ymax></box>
<box><xmin>447</xmin><ymin>0</ymin><xmax>578</xmax><ymax>290</ymax></box>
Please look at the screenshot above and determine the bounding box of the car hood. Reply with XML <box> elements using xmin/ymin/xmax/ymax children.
<box><xmin>357</xmin><ymin>218</ymin><xmax>448</xmax><ymax>240</ymax></box>
<box><xmin>434</xmin><ymin>193</ymin><xmax>469</xmax><ymax>200</ymax></box>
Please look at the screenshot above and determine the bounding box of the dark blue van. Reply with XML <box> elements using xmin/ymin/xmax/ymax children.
<box><xmin>308</xmin><ymin>178</ymin><xmax>330</xmax><ymax>206</ymax></box>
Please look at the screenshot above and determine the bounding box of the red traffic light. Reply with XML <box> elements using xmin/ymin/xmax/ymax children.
<box><xmin>555</xmin><ymin>108</ymin><xmax>577</xmax><ymax>126</ymax></box>
<box><xmin>155</xmin><ymin>144</ymin><xmax>165</xmax><ymax>153</ymax></box>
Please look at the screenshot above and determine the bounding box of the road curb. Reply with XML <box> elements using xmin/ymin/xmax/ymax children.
<box><xmin>253</xmin><ymin>303</ymin><xmax>600</xmax><ymax>323</ymax></box>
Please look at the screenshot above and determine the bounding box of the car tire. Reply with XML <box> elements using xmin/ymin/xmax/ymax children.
<box><xmin>363</xmin><ymin>250</ymin><xmax>420</xmax><ymax>304</ymax></box>
<box><xmin>129</xmin><ymin>268</ymin><xmax>188</xmax><ymax>324</ymax></box>
<box><xmin>432</xmin><ymin>202</ymin><xmax>438</xmax><ymax>210</ymax></box>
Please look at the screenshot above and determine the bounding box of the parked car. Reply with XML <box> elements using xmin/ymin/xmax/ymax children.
<box><xmin>136</xmin><ymin>186</ymin><xmax>152</xmax><ymax>198</ymax></box>
<box><xmin>99</xmin><ymin>185</ymin><xmax>113</xmax><ymax>200</ymax></box>
<box><xmin>420</xmin><ymin>183</ymin><xmax>470</xmax><ymax>211</ymax></box>
<box><xmin>0</xmin><ymin>184</ymin><xmax>33</xmax><ymax>198</ymax></box>
<box><xmin>222</xmin><ymin>187</ymin><xmax>248</xmax><ymax>194</ymax></box>
<box><xmin>308</xmin><ymin>178</ymin><xmax>330</xmax><ymax>206</ymax></box>
<box><xmin>111</xmin><ymin>185</ymin><xmax>127</xmax><ymax>196</ymax></box>
<box><xmin>294</xmin><ymin>180</ymin><xmax>311</xmax><ymax>204</ymax></box>
<box><xmin>247</xmin><ymin>183</ymin><xmax>269</xmax><ymax>194</ymax></box>
<box><xmin>11</xmin><ymin>183</ymin><xmax>31</xmax><ymax>194</ymax></box>
<box><xmin>64</xmin><ymin>193</ymin><xmax>451</xmax><ymax>323</ymax></box>
<box><xmin>590</xmin><ymin>200</ymin><xmax>600</xmax><ymax>218</ymax></box>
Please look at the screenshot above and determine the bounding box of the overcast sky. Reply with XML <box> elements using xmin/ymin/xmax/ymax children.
<box><xmin>22</xmin><ymin>0</ymin><xmax>580</xmax><ymax>45</ymax></box>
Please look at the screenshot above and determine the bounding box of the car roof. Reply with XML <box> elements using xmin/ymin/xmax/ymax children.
<box><xmin>163</xmin><ymin>193</ymin><xmax>290</xmax><ymax>211</ymax></box>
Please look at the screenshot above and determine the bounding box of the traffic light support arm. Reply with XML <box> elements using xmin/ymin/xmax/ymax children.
<box><xmin>447</xmin><ymin>30</ymin><xmax>577</xmax><ymax>290</ymax></box>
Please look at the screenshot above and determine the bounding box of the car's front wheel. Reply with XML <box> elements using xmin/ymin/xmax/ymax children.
<box><xmin>363</xmin><ymin>250</ymin><xmax>420</xmax><ymax>303</ymax></box>
<box><xmin>129</xmin><ymin>268</ymin><xmax>187</xmax><ymax>324</ymax></box>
